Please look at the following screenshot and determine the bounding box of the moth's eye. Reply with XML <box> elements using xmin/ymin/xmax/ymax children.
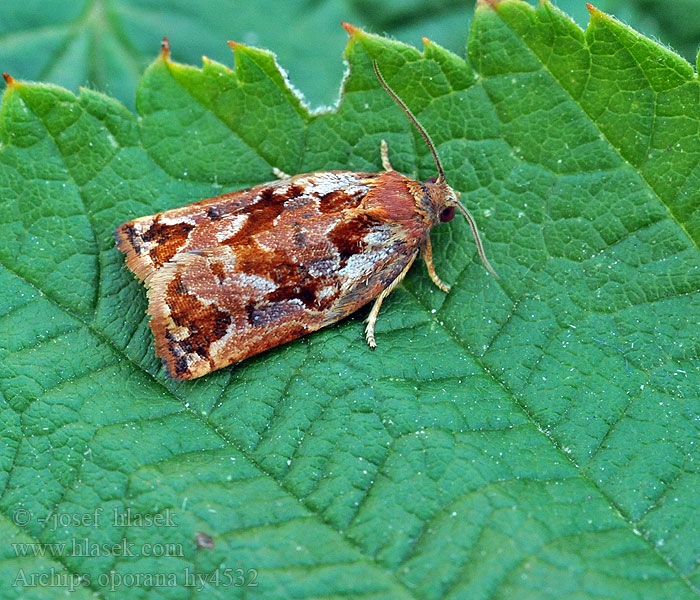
<box><xmin>424</xmin><ymin>177</ymin><xmax>437</xmax><ymax>184</ymax></box>
<box><xmin>439</xmin><ymin>206</ymin><xmax>456</xmax><ymax>223</ymax></box>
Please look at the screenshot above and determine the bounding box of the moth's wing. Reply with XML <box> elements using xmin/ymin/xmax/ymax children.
<box><xmin>115</xmin><ymin>185</ymin><xmax>267</xmax><ymax>283</ymax></box>
<box><xmin>115</xmin><ymin>171</ymin><xmax>377</xmax><ymax>282</ymax></box>
<box><xmin>120</xmin><ymin>169</ymin><xmax>431</xmax><ymax>379</ymax></box>
<box><xmin>145</xmin><ymin>208</ymin><xmax>422</xmax><ymax>380</ymax></box>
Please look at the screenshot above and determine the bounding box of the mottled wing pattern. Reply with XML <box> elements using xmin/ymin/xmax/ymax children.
<box><xmin>116</xmin><ymin>170</ymin><xmax>427</xmax><ymax>379</ymax></box>
<box><xmin>117</xmin><ymin>172</ymin><xmax>369</xmax><ymax>282</ymax></box>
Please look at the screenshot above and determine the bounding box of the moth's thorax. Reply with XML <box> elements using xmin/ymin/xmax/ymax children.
<box><xmin>366</xmin><ymin>170</ymin><xmax>444</xmax><ymax>231</ymax></box>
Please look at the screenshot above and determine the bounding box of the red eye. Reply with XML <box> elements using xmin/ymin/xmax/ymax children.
<box><xmin>439</xmin><ymin>206</ymin><xmax>455</xmax><ymax>222</ymax></box>
<box><xmin>424</xmin><ymin>177</ymin><xmax>437</xmax><ymax>184</ymax></box>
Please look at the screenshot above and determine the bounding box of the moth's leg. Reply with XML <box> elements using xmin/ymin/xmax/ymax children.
<box><xmin>272</xmin><ymin>167</ymin><xmax>291</xmax><ymax>180</ymax></box>
<box><xmin>421</xmin><ymin>236</ymin><xmax>450</xmax><ymax>293</ymax></box>
<box><xmin>365</xmin><ymin>255</ymin><xmax>417</xmax><ymax>349</ymax></box>
<box><xmin>380</xmin><ymin>139</ymin><xmax>394</xmax><ymax>172</ymax></box>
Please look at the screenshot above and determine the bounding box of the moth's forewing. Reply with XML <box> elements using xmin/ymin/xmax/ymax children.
<box><xmin>115</xmin><ymin>176</ymin><xmax>320</xmax><ymax>282</ymax></box>
<box><xmin>116</xmin><ymin>171</ymin><xmax>431</xmax><ymax>379</ymax></box>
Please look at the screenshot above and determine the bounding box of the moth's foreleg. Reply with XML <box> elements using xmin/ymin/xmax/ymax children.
<box><xmin>380</xmin><ymin>139</ymin><xmax>394</xmax><ymax>172</ymax></box>
<box><xmin>365</xmin><ymin>255</ymin><xmax>417</xmax><ymax>349</ymax></box>
<box><xmin>421</xmin><ymin>236</ymin><xmax>450</xmax><ymax>293</ymax></box>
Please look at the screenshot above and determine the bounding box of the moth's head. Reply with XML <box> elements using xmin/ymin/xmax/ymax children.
<box><xmin>422</xmin><ymin>176</ymin><xmax>458</xmax><ymax>224</ymax></box>
<box><xmin>419</xmin><ymin>174</ymin><xmax>498</xmax><ymax>277</ymax></box>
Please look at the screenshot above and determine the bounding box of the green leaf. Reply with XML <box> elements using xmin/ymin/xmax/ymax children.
<box><xmin>1</xmin><ymin>1</ymin><xmax>699</xmax><ymax>598</ymax></box>
<box><xmin>589</xmin><ymin>0</ymin><xmax>700</xmax><ymax>64</ymax></box>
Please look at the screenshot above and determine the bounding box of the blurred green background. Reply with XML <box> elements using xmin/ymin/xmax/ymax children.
<box><xmin>1</xmin><ymin>0</ymin><xmax>698</xmax><ymax>110</ymax></box>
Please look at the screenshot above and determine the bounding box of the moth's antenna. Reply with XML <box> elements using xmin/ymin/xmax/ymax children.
<box><xmin>373</xmin><ymin>61</ymin><xmax>498</xmax><ymax>279</ymax></box>
<box><xmin>373</xmin><ymin>61</ymin><xmax>446</xmax><ymax>183</ymax></box>
<box><xmin>454</xmin><ymin>202</ymin><xmax>499</xmax><ymax>279</ymax></box>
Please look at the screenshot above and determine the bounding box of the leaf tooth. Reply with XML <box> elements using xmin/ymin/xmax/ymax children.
<box><xmin>159</xmin><ymin>37</ymin><xmax>171</xmax><ymax>61</ymax></box>
<box><xmin>342</xmin><ymin>22</ymin><xmax>362</xmax><ymax>37</ymax></box>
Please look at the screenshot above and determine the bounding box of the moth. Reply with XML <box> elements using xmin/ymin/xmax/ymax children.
<box><xmin>115</xmin><ymin>61</ymin><xmax>497</xmax><ymax>380</ymax></box>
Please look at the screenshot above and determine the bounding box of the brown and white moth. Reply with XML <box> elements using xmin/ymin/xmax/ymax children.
<box><xmin>115</xmin><ymin>58</ymin><xmax>497</xmax><ymax>380</ymax></box>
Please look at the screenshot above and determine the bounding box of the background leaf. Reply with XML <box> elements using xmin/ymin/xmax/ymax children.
<box><xmin>1</xmin><ymin>0</ymin><xmax>700</xmax><ymax>598</ymax></box>
<box><xmin>0</xmin><ymin>0</ymin><xmax>476</xmax><ymax>109</ymax></box>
